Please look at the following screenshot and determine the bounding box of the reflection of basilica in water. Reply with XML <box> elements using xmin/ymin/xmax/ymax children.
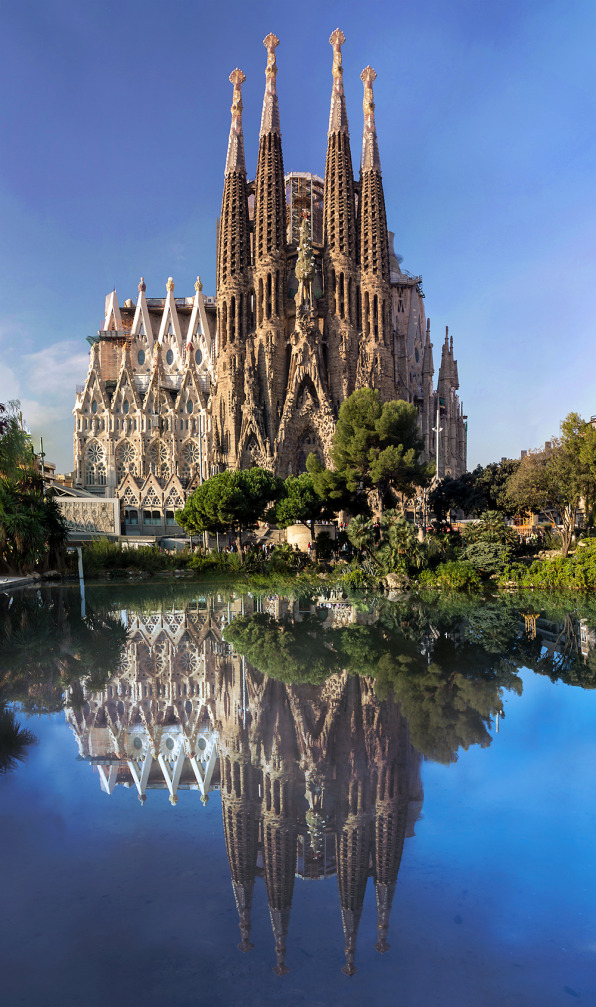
<box><xmin>64</xmin><ymin>596</ymin><xmax>423</xmax><ymax>976</ymax></box>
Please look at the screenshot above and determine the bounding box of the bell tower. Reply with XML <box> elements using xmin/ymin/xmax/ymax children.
<box><xmin>214</xmin><ymin>68</ymin><xmax>251</xmax><ymax>468</ymax></box>
<box><xmin>323</xmin><ymin>29</ymin><xmax>359</xmax><ymax>409</ymax></box>
<box><xmin>252</xmin><ymin>33</ymin><xmax>288</xmax><ymax>449</ymax></box>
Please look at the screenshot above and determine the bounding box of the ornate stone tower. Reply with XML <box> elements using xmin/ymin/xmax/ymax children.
<box><xmin>323</xmin><ymin>29</ymin><xmax>359</xmax><ymax>409</ymax></box>
<box><xmin>213</xmin><ymin>68</ymin><xmax>251</xmax><ymax>468</ymax></box>
<box><xmin>251</xmin><ymin>34</ymin><xmax>288</xmax><ymax>454</ymax></box>
<box><xmin>356</xmin><ymin>67</ymin><xmax>394</xmax><ymax>399</ymax></box>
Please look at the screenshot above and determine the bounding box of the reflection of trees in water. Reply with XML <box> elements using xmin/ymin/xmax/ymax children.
<box><xmin>0</xmin><ymin>702</ymin><xmax>37</xmax><ymax>775</ymax></box>
<box><xmin>224</xmin><ymin>599</ymin><xmax>524</xmax><ymax>764</ymax></box>
<box><xmin>0</xmin><ymin>588</ymin><xmax>127</xmax><ymax>714</ymax></box>
<box><xmin>39</xmin><ymin>587</ymin><xmax>596</xmax><ymax>976</ymax></box>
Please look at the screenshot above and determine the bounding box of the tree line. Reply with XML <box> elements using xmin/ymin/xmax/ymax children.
<box><xmin>176</xmin><ymin>388</ymin><xmax>431</xmax><ymax>559</ymax></box>
<box><xmin>430</xmin><ymin>411</ymin><xmax>596</xmax><ymax>557</ymax></box>
<box><xmin>0</xmin><ymin>401</ymin><xmax>67</xmax><ymax>575</ymax></box>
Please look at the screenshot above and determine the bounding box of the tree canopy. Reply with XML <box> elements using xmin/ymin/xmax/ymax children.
<box><xmin>0</xmin><ymin>401</ymin><xmax>67</xmax><ymax>574</ymax></box>
<box><xmin>274</xmin><ymin>472</ymin><xmax>332</xmax><ymax>530</ymax></box>
<box><xmin>506</xmin><ymin>413</ymin><xmax>596</xmax><ymax>556</ymax></box>
<box><xmin>309</xmin><ymin>389</ymin><xmax>432</xmax><ymax>514</ymax></box>
<box><xmin>175</xmin><ymin>467</ymin><xmax>282</xmax><ymax>557</ymax></box>
<box><xmin>429</xmin><ymin>459</ymin><xmax>521</xmax><ymax>521</ymax></box>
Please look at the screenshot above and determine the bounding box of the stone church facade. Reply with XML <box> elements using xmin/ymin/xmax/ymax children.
<box><xmin>73</xmin><ymin>30</ymin><xmax>466</xmax><ymax>530</ymax></box>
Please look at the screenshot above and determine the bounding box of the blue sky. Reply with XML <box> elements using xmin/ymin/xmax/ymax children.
<box><xmin>1</xmin><ymin>0</ymin><xmax>595</xmax><ymax>473</ymax></box>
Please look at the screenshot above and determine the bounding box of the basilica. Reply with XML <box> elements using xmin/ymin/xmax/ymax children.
<box><xmin>72</xmin><ymin>30</ymin><xmax>467</xmax><ymax>533</ymax></box>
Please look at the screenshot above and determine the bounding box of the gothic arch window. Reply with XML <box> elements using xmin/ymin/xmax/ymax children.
<box><xmin>149</xmin><ymin>440</ymin><xmax>170</xmax><ymax>477</ymax></box>
<box><xmin>180</xmin><ymin>440</ymin><xmax>201</xmax><ymax>480</ymax></box>
<box><xmin>221</xmin><ymin>302</ymin><xmax>227</xmax><ymax>349</ymax></box>
<box><xmin>258</xmin><ymin>278</ymin><xmax>263</xmax><ymax>326</ymax></box>
<box><xmin>85</xmin><ymin>440</ymin><xmax>106</xmax><ymax>486</ymax></box>
<box><xmin>116</xmin><ymin>440</ymin><xmax>137</xmax><ymax>481</ymax></box>
<box><xmin>266</xmin><ymin>273</ymin><xmax>272</xmax><ymax>320</ymax></box>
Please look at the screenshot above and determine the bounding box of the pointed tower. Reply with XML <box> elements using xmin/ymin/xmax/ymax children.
<box><xmin>357</xmin><ymin>66</ymin><xmax>394</xmax><ymax>399</ymax></box>
<box><xmin>260</xmin><ymin>681</ymin><xmax>299</xmax><ymax>976</ymax></box>
<box><xmin>251</xmin><ymin>33</ymin><xmax>288</xmax><ymax>453</ymax></box>
<box><xmin>421</xmin><ymin>318</ymin><xmax>435</xmax><ymax>461</ymax></box>
<box><xmin>214</xmin><ymin>68</ymin><xmax>251</xmax><ymax>469</ymax></box>
<box><xmin>334</xmin><ymin>678</ymin><xmax>373</xmax><ymax>976</ymax></box>
<box><xmin>220</xmin><ymin>744</ymin><xmax>261</xmax><ymax>953</ymax></box>
<box><xmin>323</xmin><ymin>29</ymin><xmax>359</xmax><ymax>408</ymax></box>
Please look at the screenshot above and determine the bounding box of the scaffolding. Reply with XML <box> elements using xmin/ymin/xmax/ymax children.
<box><xmin>285</xmin><ymin>172</ymin><xmax>324</xmax><ymax>245</ymax></box>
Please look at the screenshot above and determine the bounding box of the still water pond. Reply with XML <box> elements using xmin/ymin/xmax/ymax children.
<box><xmin>1</xmin><ymin>584</ymin><xmax>595</xmax><ymax>1007</ymax></box>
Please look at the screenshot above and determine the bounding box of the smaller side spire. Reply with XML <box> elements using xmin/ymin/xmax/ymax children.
<box><xmin>360</xmin><ymin>66</ymin><xmax>381</xmax><ymax>172</ymax></box>
<box><xmin>328</xmin><ymin>29</ymin><xmax>349</xmax><ymax>134</ymax></box>
<box><xmin>225</xmin><ymin>68</ymin><xmax>247</xmax><ymax>175</ymax></box>
<box><xmin>422</xmin><ymin>318</ymin><xmax>434</xmax><ymax>375</ymax></box>
<box><xmin>260</xmin><ymin>33</ymin><xmax>281</xmax><ymax>136</ymax></box>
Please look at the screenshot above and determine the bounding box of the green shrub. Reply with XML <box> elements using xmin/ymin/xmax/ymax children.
<box><xmin>419</xmin><ymin>560</ymin><xmax>481</xmax><ymax>590</ymax></box>
<box><xmin>343</xmin><ymin>568</ymin><xmax>376</xmax><ymax>591</ymax></box>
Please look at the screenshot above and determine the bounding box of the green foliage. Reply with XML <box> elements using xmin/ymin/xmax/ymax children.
<box><xmin>275</xmin><ymin>472</ymin><xmax>331</xmax><ymax>529</ymax></box>
<box><xmin>506</xmin><ymin>413</ymin><xmax>595</xmax><ymax>556</ymax></box>
<box><xmin>0</xmin><ymin>401</ymin><xmax>33</xmax><ymax>481</ymax></box>
<box><xmin>224</xmin><ymin>595</ymin><xmax>523</xmax><ymax>764</ymax></box>
<box><xmin>430</xmin><ymin>460</ymin><xmax>522</xmax><ymax>522</ymax></box>
<box><xmin>176</xmin><ymin>467</ymin><xmax>283</xmax><ymax>554</ymax></box>
<box><xmin>223</xmin><ymin>612</ymin><xmax>336</xmax><ymax>684</ymax></box>
<box><xmin>79</xmin><ymin>538</ymin><xmax>192</xmax><ymax>576</ymax></box>
<box><xmin>342</xmin><ymin>568</ymin><xmax>377</xmax><ymax>591</ymax></box>
<box><xmin>459</xmin><ymin>511</ymin><xmax>518</xmax><ymax>577</ymax></box>
<box><xmin>0</xmin><ymin>703</ymin><xmax>37</xmax><ymax>775</ymax></box>
<box><xmin>0</xmin><ymin>588</ymin><xmax>127</xmax><ymax>713</ymax></box>
<box><xmin>329</xmin><ymin>389</ymin><xmax>432</xmax><ymax>509</ymax></box>
<box><xmin>500</xmin><ymin>539</ymin><xmax>596</xmax><ymax>591</ymax></box>
<box><xmin>0</xmin><ymin>402</ymin><xmax>68</xmax><ymax>574</ymax></box>
<box><xmin>306</xmin><ymin>453</ymin><xmax>360</xmax><ymax>514</ymax></box>
<box><xmin>419</xmin><ymin>560</ymin><xmax>481</xmax><ymax>590</ymax></box>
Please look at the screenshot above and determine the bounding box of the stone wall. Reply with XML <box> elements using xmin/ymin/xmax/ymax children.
<box><xmin>57</xmin><ymin>498</ymin><xmax>121</xmax><ymax>538</ymax></box>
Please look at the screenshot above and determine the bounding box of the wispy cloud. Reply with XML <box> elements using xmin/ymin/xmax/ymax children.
<box><xmin>23</xmin><ymin>341</ymin><xmax>89</xmax><ymax>397</ymax></box>
<box><xmin>0</xmin><ymin>336</ymin><xmax>89</xmax><ymax>471</ymax></box>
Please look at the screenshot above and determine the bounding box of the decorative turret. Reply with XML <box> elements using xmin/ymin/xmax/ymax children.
<box><xmin>357</xmin><ymin>66</ymin><xmax>393</xmax><ymax>398</ymax></box>
<box><xmin>254</xmin><ymin>33</ymin><xmax>285</xmax><ymax>261</ymax></box>
<box><xmin>214</xmin><ymin>68</ymin><xmax>251</xmax><ymax>468</ymax></box>
<box><xmin>217</xmin><ymin>68</ymin><xmax>251</xmax><ymax>297</ymax></box>
<box><xmin>422</xmin><ymin>318</ymin><xmax>434</xmax><ymax>376</ymax></box>
<box><xmin>252</xmin><ymin>33</ymin><xmax>288</xmax><ymax>450</ymax></box>
<box><xmin>323</xmin><ymin>29</ymin><xmax>359</xmax><ymax>407</ymax></box>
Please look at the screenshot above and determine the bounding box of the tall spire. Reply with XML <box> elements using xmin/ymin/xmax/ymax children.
<box><xmin>323</xmin><ymin>28</ymin><xmax>358</xmax><ymax>404</ymax></box>
<box><xmin>260</xmin><ymin>33</ymin><xmax>281</xmax><ymax>136</ymax></box>
<box><xmin>215</xmin><ymin>66</ymin><xmax>251</xmax><ymax>468</ymax></box>
<box><xmin>328</xmin><ymin>28</ymin><xmax>349</xmax><ymax>134</ymax></box>
<box><xmin>252</xmin><ymin>32</ymin><xmax>288</xmax><ymax>451</ymax></box>
<box><xmin>225</xmin><ymin>68</ymin><xmax>247</xmax><ymax>175</ymax></box>
<box><xmin>254</xmin><ymin>34</ymin><xmax>286</xmax><ymax>261</ymax></box>
<box><xmin>323</xmin><ymin>28</ymin><xmax>356</xmax><ymax>260</ymax></box>
<box><xmin>360</xmin><ymin>66</ymin><xmax>381</xmax><ymax>172</ymax></box>
<box><xmin>359</xmin><ymin>65</ymin><xmax>389</xmax><ymax>282</ymax></box>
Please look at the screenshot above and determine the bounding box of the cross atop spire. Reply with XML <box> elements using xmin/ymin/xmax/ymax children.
<box><xmin>260</xmin><ymin>33</ymin><xmax>281</xmax><ymax>136</ymax></box>
<box><xmin>225</xmin><ymin>69</ymin><xmax>247</xmax><ymax>174</ymax></box>
<box><xmin>360</xmin><ymin>66</ymin><xmax>381</xmax><ymax>172</ymax></box>
<box><xmin>328</xmin><ymin>28</ymin><xmax>349</xmax><ymax>134</ymax></box>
